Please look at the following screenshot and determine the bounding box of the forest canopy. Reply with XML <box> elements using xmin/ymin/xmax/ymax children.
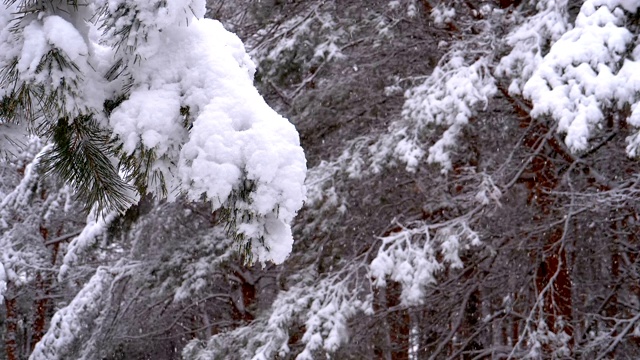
<box><xmin>3</xmin><ymin>0</ymin><xmax>640</xmax><ymax>359</ymax></box>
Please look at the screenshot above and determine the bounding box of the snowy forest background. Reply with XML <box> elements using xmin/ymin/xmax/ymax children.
<box><xmin>3</xmin><ymin>0</ymin><xmax>640</xmax><ymax>359</ymax></box>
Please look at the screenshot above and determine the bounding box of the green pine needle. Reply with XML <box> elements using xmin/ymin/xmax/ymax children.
<box><xmin>40</xmin><ymin>116</ymin><xmax>134</xmax><ymax>214</ymax></box>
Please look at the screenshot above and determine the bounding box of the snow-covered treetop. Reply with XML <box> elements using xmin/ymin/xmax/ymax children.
<box><xmin>0</xmin><ymin>0</ymin><xmax>306</xmax><ymax>264</ymax></box>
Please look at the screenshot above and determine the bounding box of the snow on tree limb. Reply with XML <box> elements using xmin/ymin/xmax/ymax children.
<box><xmin>369</xmin><ymin>6</ymin><xmax>499</xmax><ymax>172</ymax></box>
<box><xmin>370</xmin><ymin>215</ymin><xmax>482</xmax><ymax>305</ymax></box>
<box><xmin>183</xmin><ymin>264</ymin><xmax>371</xmax><ymax>360</ymax></box>
<box><xmin>29</xmin><ymin>266</ymin><xmax>116</xmax><ymax>360</ymax></box>
<box><xmin>523</xmin><ymin>0</ymin><xmax>638</xmax><ymax>152</ymax></box>
<box><xmin>495</xmin><ymin>0</ymin><xmax>570</xmax><ymax>95</ymax></box>
<box><xmin>58</xmin><ymin>208</ymin><xmax>118</xmax><ymax>281</ymax></box>
<box><xmin>376</xmin><ymin>0</ymin><xmax>640</xmax><ymax>171</ymax></box>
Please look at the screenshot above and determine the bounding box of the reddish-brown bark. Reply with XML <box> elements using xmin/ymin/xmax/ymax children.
<box><xmin>500</xmin><ymin>84</ymin><xmax>574</xmax><ymax>348</ymax></box>
<box><xmin>535</xmin><ymin>229</ymin><xmax>573</xmax><ymax>338</ymax></box>
<box><xmin>499</xmin><ymin>0</ymin><xmax>522</xmax><ymax>8</ymax></box>
<box><xmin>527</xmin><ymin>129</ymin><xmax>574</xmax><ymax>345</ymax></box>
<box><xmin>372</xmin><ymin>281</ymin><xmax>410</xmax><ymax>359</ymax></box>
<box><xmin>5</xmin><ymin>296</ymin><xmax>18</xmax><ymax>360</ymax></box>
<box><xmin>31</xmin><ymin>226</ymin><xmax>61</xmax><ymax>350</ymax></box>
<box><xmin>387</xmin><ymin>281</ymin><xmax>410</xmax><ymax>360</ymax></box>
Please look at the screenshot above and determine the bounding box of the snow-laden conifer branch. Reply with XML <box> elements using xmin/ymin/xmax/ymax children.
<box><xmin>30</xmin><ymin>266</ymin><xmax>117</xmax><ymax>360</ymax></box>
<box><xmin>0</xmin><ymin>0</ymin><xmax>306</xmax><ymax>264</ymax></box>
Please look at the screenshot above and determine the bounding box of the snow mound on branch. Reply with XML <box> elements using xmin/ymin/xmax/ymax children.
<box><xmin>42</xmin><ymin>16</ymin><xmax>88</xmax><ymax>62</ymax></box>
<box><xmin>98</xmin><ymin>0</ymin><xmax>206</xmax><ymax>30</ymax></box>
<box><xmin>107</xmin><ymin>18</ymin><xmax>305</xmax><ymax>264</ymax></box>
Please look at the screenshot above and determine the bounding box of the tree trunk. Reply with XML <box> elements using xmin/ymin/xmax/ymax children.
<box><xmin>31</xmin><ymin>226</ymin><xmax>58</xmax><ymax>350</ymax></box>
<box><xmin>5</xmin><ymin>295</ymin><xmax>18</xmax><ymax>360</ymax></box>
<box><xmin>529</xmin><ymin>153</ymin><xmax>574</xmax><ymax>348</ymax></box>
<box><xmin>31</xmin><ymin>272</ymin><xmax>49</xmax><ymax>350</ymax></box>
<box><xmin>387</xmin><ymin>281</ymin><xmax>410</xmax><ymax>360</ymax></box>
<box><xmin>535</xmin><ymin>229</ymin><xmax>573</xmax><ymax>338</ymax></box>
<box><xmin>506</xmin><ymin>88</ymin><xmax>575</xmax><ymax>352</ymax></box>
<box><xmin>373</xmin><ymin>285</ymin><xmax>393</xmax><ymax>360</ymax></box>
<box><xmin>372</xmin><ymin>281</ymin><xmax>410</xmax><ymax>359</ymax></box>
<box><xmin>460</xmin><ymin>288</ymin><xmax>482</xmax><ymax>359</ymax></box>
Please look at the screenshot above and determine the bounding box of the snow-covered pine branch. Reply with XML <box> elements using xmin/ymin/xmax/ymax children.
<box><xmin>0</xmin><ymin>0</ymin><xmax>306</xmax><ymax>264</ymax></box>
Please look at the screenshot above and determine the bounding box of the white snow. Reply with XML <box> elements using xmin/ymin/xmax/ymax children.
<box><xmin>522</xmin><ymin>0</ymin><xmax>640</xmax><ymax>153</ymax></box>
<box><xmin>16</xmin><ymin>21</ymin><xmax>49</xmax><ymax>76</ymax></box>
<box><xmin>58</xmin><ymin>209</ymin><xmax>118</xmax><ymax>281</ymax></box>
<box><xmin>110</xmin><ymin>89</ymin><xmax>185</xmax><ymax>155</ymax></box>
<box><xmin>42</xmin><ymin>15</ymin><xmax>88</xmax><ymax>62</ymax></box>
<box><xmin>103</xmin><ymin>17</ymin><xmax>306</xmax><ymax>263</ymax></box>
<box><xmin>370</xmin><ymin>227</ymin><xmax>442</xmax><ymax>305</ymax></box>
<box><xmin>431</xmin><ymin>5</ymin><xmax>456</xmax><ymax>26</ymax></box>
<box><xmin>370</xmin><ymin>220</ymin><xmax>481</xmax><ymax>305</ymax></box>
<box><xmin>496</xmin><ymin>0</ymin><xmax>570</xmax><ymax>95</ymax></box>
<box><xmin>0</xmin><ymin>261</ymin><xmax>6</xmax><ymax>304</ymax></box>
<box><xmin>400</xmin><ymin>54</ymin><xmax>496</xmax><ymax>170</ymax></box>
